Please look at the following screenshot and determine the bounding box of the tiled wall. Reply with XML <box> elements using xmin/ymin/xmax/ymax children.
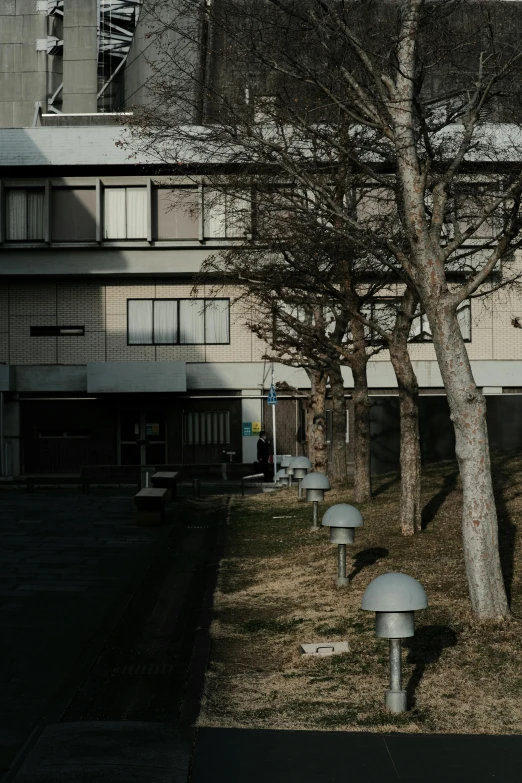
<box><xmin>1</xmin><ymin>277</ymin><xmax>522</xmax><ymax>367</ymax></box>
<box><xmin>0</xmin><ymin>280</ymin><xmax>266</xmax><ymax>365</ymax></box>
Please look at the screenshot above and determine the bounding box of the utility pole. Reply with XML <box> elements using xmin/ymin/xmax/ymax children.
<box><xmin>271</xmin><ymin>365</ymin><xmax>277</xmax><ymax>480</ymax></box>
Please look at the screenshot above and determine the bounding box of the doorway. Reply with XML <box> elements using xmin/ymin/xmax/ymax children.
<box><xmin>119</xmin><ymin>409</ymin><xmax>167</xmax><ymax>465</ymax></box>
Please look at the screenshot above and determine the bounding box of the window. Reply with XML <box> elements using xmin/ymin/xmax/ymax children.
<box><xmin>128</xmin><ymin>299</ymin><xmax>230</xmax><ymax>345</ymax></box>
<box><xmin>104</xmin><ymin>187</ymin><xmax>147</xmax><ymax>239</ymax></box>
<box><xmin>30</xmin><ymin>326</ymin><xmax>85</xmax><ymax>336</ymax></box>
<box><xmin>453</xmin><ymin>185</ymin><xmax>502</xmax><ymax>243</ymax></box>
<box><xmin>410</xmin><ymin>300</ymin><xmax>471</xmax><ymax>342</ymax></box>
<box><xmin>184</xmin><ymin>411</ymin><xmax>231</xmax><ymax>445</ymax></box>
<box><xmin>51</xmin><ymin>188</ymin><xmax>96</xmax><ymax>242</ymax></box>
<box><xmin>204</xmin><ymin>189</ymin><xmax>251</xmax><ymax>237</ymax></box>
<box><xmin>326</xmin><ymin>409</ymin><xmax>349</xmax><ymax>443</ymax></box>
<box><xmin>361</xmin><ymin>300</ymin><xmax>398</xmax><ymax>344</ymax></box>
<box><xmin>152</xmin><ymin>188</ymin><xmax>200</xmax><ymax>239</ymax></box>
<box><xmin>6</xmin><ymin>188</ymin><xmax>45</xmax><ymax>241</ymax></box>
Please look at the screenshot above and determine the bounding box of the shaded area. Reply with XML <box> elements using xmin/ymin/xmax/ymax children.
<box><xmin>372</xmin><ymin>474</ymin><xmax>400</xmax><ymax>498</ymax></box>
<box><xmin>404</xmin><ymin>625</ymin><xmax>458</xmax><ymax>709</ymax></box>
<box><xmin>491</xmin><ymin>451</ymin><xmax>519</xmax><ymax>606</ymax></box>
<box><xmin>62</xmin><ymin>501</ymin><xmax>224</xmax><ymax>726</ymax></box>
<box><xmin>421</xmin><ymin>470</ymin><xmax>459</xmax><ymax>530</ymax></box>
<box><xmin>348</xmin><ymin>547</ymin><xmax>389</xmax><ymax>582</ymax></box>
<box><xmin>370</xmin><ymin>396</ymin><xmax>456</xmax><ymax>476</ymax></box>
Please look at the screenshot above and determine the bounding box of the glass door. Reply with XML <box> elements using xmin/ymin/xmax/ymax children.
<box><xmin>119</xmin><ymin>410</ymin><xmax>167</xmax><ymax>465</ymax></box>
<box><xmin>119</xmin><ymin>410</ymin><xmax>141</xmax><ymax>465</ymax></box>
<box><xmin>144</xmin><ymin>413</ymin><xmax>166</xmax><ymax>465</ymax></box>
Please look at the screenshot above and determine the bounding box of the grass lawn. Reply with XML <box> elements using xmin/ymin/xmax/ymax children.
<box><xmin>198</xmin><ymin>451</ymin><xmax>522</xmax><ymax>734</ymax></box>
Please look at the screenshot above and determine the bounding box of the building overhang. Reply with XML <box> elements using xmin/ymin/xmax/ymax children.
<box><xmin>87</xmin><ymin>361</ymin><xmax>186</xmax><ymax>393</ymax></box>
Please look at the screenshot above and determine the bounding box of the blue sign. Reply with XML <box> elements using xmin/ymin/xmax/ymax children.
<box><xmin>267</xmin><ymin>384</ymin><xmax>277</xmax><ymax>405</ymax></box>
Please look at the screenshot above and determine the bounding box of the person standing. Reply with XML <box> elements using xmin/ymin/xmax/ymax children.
<box><xmin>256</xmin><ymin>430</ymin><xmax>272</xmax><ymax>481</ymax></box>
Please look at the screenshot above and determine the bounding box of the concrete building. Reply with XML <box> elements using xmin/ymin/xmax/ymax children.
<box><xmin>1</xmin><ymin>1</ymin><xmax>522</xmax><ymax>477</ymax></box>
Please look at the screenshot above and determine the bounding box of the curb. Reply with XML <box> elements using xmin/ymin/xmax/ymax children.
<box><xmin>180</xmin><ymin>497</ymin><xmax>229</xmax><ymax>728</ymax></box>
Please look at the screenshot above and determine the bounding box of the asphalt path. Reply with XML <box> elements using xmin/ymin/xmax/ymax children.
<box><xmin>0</xmin><ymin>491</ymin><xmax>225</xmax><ymax>783</ymax></box>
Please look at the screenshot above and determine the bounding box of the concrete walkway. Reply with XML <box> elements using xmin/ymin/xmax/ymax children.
<box><xmin>0</xmin><ymin>491</ymin><xmax>225</xmax><ymax>783</ymax></box>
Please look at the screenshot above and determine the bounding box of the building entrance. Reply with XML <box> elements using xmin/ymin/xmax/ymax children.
<box><xmin>119</xmin><ymin>410</ymin><xmax>167</xmax><ymax>465</ymax></box>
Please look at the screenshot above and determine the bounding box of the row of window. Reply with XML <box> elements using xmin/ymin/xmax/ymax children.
<box><xmin>27</xmin><ymin>298</ymin><xmax>469</xmax><ymax>347</ymax></box>
<box><xmin>2</xmin><ymin>181</ymin><xmax>501</xmax><ymax>247</ymax></box>
<box><xmin>28</xmin><ymin>299</ymin><xmax>230</xmax><ymax>346</ymax></box>
<box><xmin>1</xmin><ymin>185</ymin><xmax>248</xmax><ymax>243</ymax></box>
<box><xmin>364</xmin><ymin>300</ymin><xmax>471</xmax><ymax>343</ymax></box>
<box><xmin>278</xmin><ymin>299</ymin><xmax>472</xmax><ymax>344</ymax></box>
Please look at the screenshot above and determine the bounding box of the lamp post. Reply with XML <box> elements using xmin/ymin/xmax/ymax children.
<box><xmin>321</xmin><ymin>504</ymin><xmax>364</xmax><ymax>587</ymax></box>
<box><xmin>361</xmin><ymin>572</ymin><xmax>428</xmax><ymax>713</ymax></box>
<box><xmin>281</xmin><ymin>455</ymin><xmax>293</xmax><ymax>486</ymax></box>
<box><xmin>274</xmin><ymin>468</ymin><xmax>290</xmax><ymax>486</ymax></box>
<box><xmin>300</xmin><ymin>472</ymin><xmax>331</xmax><ymax>531</ymax></box>
<box><xmin>289</xmin><ymin>456</ymin><xmax>312</xmax><ymax>498</ymax></box>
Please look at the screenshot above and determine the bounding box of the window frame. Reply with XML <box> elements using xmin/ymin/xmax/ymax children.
<box><xmin>325</xmin><ymin>408</ymin><xmax>350</xmax><ymax>444</ymax></box>
<box><xmin>183</xmin><ymin>410</ymin><xmax>231</xmax><ymax>446</ymax></box>
<box><xmin>152</xmin><ymin>185</ymin><xmax>201</xmax><ymax>240</ymax></box>
<box><xmin>363</xmin><ymin>297</ymin><xmax>472</xmax><ymax>344</ymax></box>
<box><xmin>410</xmin><ymin>299</ymin><xmax>472</xmax><ymax>344</ymax></box>
<box><xmin>127</xmin><ymin>298</ymin><xmax>231</xmax><ymax>346</ymax></box>
<box><xmin>5</xmin><ymin>186</ymin><xmax>46</xmax><ymax>242</ymax></box>
<box><xmin>203</xmin><ymin>187</ymin><xmax>252</xmax><ymax>239</ymax></box>
<box><xmin>103</xmin><ymin>185</ymin><xmax>148</xmax><ymax>241</ymax></box>
<box><xmin>50</xmin><ymin>186</ymin><xmax>97</xmax><ymax>243</ymax></box>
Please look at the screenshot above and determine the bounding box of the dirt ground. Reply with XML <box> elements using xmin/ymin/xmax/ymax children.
<box><xmin>197</xmin><ymin>452</ymin><xmax>522</xmax><ymax>734</ymax></box>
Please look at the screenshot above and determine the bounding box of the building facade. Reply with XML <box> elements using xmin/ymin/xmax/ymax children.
<box><xmin>1</xmin><ymin>1</ymin><xmax>522</xmax><ymax>477</ymax></box>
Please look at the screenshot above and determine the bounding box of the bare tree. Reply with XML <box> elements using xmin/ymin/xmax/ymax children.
<box><xmin>126</xmin><ymin>0</ymin><xmax>522</xmax><ymax>616</ymax></box>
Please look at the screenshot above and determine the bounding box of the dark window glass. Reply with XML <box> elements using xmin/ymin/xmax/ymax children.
<box><xmin>51</xmin><ymin>188</ymin><xmax>96</xmax><ymax>242</ymax></box>
<box><xmin>152</xmin><ymin>188</ymin><xmax>200</xmax><ymax>239</ymax></box>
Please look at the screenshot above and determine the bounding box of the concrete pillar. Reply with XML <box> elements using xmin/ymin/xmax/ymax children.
<box><xmin>0</xmin><ymin>3</ymin><xmax>48</xmax><ymax>128</ymax></box>
<box><xmin>62</xmin><ymin>0</ymin><xmax>98</xmax><ymax>114</ymax></box>
<box><xmin>4</xmin><ymin>397</ymin><xmax>21</xmax><ymax>476</ymax></box>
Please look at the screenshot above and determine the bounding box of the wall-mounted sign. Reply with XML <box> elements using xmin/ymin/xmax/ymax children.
<box><xmin>242</xmin><ymin>422</ymin><xmax>253</xmax><ymax>436</ymax></box>
<box><xmin>252</xmin><ymin>421</ymin><xmax>261</xmax><ymax>434</ymax></box>
<box><xmin>146</xmin><ymin>423</ymin><xmax>160</xmax><ymax>436</ymax></box>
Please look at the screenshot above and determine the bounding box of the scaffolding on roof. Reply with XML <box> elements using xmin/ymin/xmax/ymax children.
<box><xmin>98</xmin><ymin>0</ymin><xmax>143</xmax><ymax>106</ymax></box>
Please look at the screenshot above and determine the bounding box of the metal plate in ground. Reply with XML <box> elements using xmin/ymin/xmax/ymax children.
<box><xmin>300</xmin><ymin>641</ymin><xmax>349</xmax><ymax>656</ymax></box>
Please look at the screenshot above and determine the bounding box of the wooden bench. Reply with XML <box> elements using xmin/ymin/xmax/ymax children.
<box><xmin>81</xmin><ymin>465</ymin><xmax>156</xmax><ymax>494</ymax></box>
<box><xmin>134</xmin><ymin>487</ymin><xmax>168</xmax><ymax>525</ymax></box>
<box><xmin>150</xmin><ymin>471</ymin><xmax>178</xmax><ymax>501</ymax></box>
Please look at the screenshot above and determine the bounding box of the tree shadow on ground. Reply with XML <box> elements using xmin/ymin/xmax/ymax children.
<box><xmin>372</xmin><ymin>474</ymin><xmax>400</xmax><ymax>498</ymax></box>
<box><xmin>404</xmin><ymin>625</ymin><xmax>458</xmax><ymax>709</ymax></box>
<box><xmin>421</xmin><ymin>470</ymin><xmax>459</xmax><ymax>530</ymax></box>
<box><xmin>491</xmin><ymin>453</ymin><xmax>518</xmax><ymax>606</ymax></box>
<box><xmin>348</xmin><ymin>547</ymin><xmax>389</xmax><ymax>582</ymax></box>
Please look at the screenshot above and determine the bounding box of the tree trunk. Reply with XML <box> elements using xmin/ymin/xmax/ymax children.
<box><xmin>389</xmin><ymin>340</ymin><xmax>422</xmax><ymax>535</ymax></box>
<box><xmin>351</xmin><ymin>358</ymin><xmax>372</xmax><ymax>503</ymax></box>
<box><xmin>329</xmin><ymin>364</ymin><xmax>348</xmax><ymax>483</ymax></box>
<box><xmin>426</xmin><ymin>299</ymin><xmax>509</xmax><ymax>618</ymax></box>
<box><xmin>305</xmin><ymin>370</ymin><xmax>328</xmax><ymax>473</ymax></box>
<box><xmin>389</xmin><ymin>288</ymin><xmax>422</xmax><ymax>536</ymax></box>
<box><xmin>391</xmin><ymin>6</ymin><xmax>510</xmax><ymax>616</ymax></box>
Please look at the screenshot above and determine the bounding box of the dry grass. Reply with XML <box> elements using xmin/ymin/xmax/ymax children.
<box><xmin>197</xmin><ymin>451</ymin><xmax>522</xmax><ymax>734</ymax></box>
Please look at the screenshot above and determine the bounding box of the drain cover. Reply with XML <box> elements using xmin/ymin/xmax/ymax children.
<box><xmin>112</xmin><ymin>663</ymin><xmax>175</xmax><ymax>675</ymax></box>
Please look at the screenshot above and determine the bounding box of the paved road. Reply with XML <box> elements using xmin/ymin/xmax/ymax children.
<box><xmin>190</xmin><ymin>727</ymin><xmax>522</xmax><ymax>782</ymax></box>
<box><xmin>0</xmin><ymin>491</ymin><xmax>224</xmax><ymax>782</ymax></box>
